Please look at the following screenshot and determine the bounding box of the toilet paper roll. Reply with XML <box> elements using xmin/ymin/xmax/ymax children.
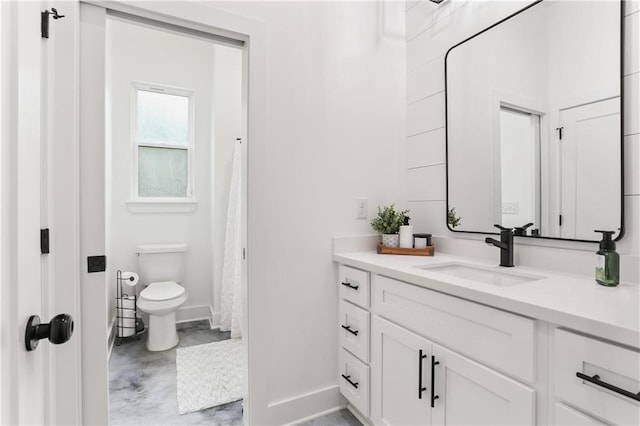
<box><xmin>120</xmin><ymin>271</ymin><xmax>139</xmax><ymax>287</ymax></box>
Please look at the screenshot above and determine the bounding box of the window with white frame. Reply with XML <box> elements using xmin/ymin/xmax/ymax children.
<box><xmin>133</xmin><ymin>84</ymin><xmax>193</xmax><ymax>199</ymax></box>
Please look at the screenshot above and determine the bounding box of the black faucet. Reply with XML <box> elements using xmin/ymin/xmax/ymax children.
<box><xmin>485</xmin><ymin>224</ymin><xmax>514</xmax><ymax>267</ymax></box>
<box><xmin>513</xmin><ymin>222</ymin><xmax>533</xmax><ymax>236</ymax></box>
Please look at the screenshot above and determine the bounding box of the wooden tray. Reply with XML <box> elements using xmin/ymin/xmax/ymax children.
<box><xmin>377</xmin><ymin>243</ymin><xmax>435</xmax><ymax>256</ymax></box>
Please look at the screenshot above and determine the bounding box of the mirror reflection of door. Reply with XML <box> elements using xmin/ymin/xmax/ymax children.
<box><xmin>499</xmin><ymin>107</ymin><xmax>541</xmax><ymax>230</ymax></box>
<box><xmin>559</xmin><ymin>98</ymin><xmax>620</xmax><ymax>240</ymax></box>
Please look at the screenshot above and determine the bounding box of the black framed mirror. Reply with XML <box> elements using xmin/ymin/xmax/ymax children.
<box><xmin>445</xmin><ymin>0</ymin><xmax>624</xmax><ymax>242</ymax></box>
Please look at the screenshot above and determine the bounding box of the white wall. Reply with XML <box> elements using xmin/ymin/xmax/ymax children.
<box><xmin>106</xmin><ymin>18</ymin><xmax>242</xmax><ymax>329</ymax></box>
<box><xmin>406</xmin><ymin>0</ymin><xmax>639</xmax><ymax>281</ymax></box>
<box><xmin>204</xmin><ymin>1</ymin><xmax>407</xmax><ymax>423</ymax></box>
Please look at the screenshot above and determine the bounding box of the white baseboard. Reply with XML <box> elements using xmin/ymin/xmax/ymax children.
<box><xmin>289</xmin><ymin>405</ymin><xmax>345</xmax><ymax>425</ymax></box>
<box><xmin>107</xmin><ymin>317</ymin><xmax>116</xmax><ymax>360</ymax></box>
<box><xmin>210</xmin><ymin>308</ymin><xmax>220</xmax><ymax>329</ymax></box>
<box><xmin>347</xmin><ymin>403</ymin><xmax>372</xmax><ymax>425</ymax></box>
<box><xmin>266</xmin><ymin>385</ymin><xmax>343</xmax><ymax>425</ymax></box>
<box><xmin>175</xmin><ymin>304</ymin><xmax>214</xmax><ymax>324</ymax></box>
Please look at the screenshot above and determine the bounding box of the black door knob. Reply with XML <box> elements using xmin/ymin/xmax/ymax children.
<box><xmin>25</xmin><ymin>314</ymin><xmax>74</xmax><ymax>351</ymax></box>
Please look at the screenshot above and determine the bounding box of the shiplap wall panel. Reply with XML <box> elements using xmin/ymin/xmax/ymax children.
<box><xmin>625</xmin><ymin>135</ymin><xmax>640</xmax><ymax>196</ymax></box>
<box><xmin>408</xmin><ymin>200</ymin><xmax>448</xmax><ymax>236</ymax></box>
<box><xmin>407</xmin><ymin>164</ymin><xmax>446</xmax><ymax>201</ymax></box>
<box><xmin>625</xmin><ymin>11</ymin><xmax>639</xmax><ymax>75</ymax></box>
<box><xmin>407</xmin><ymin>92</ymin><xmax>445</xmax><ymax>136</ymax></box>
<box><xmin>625</xmin><ymin>73</ymin><xmax>639</xmax><ymax>135</ymax></box>
<box><xmin>407</xmin><ymin>55</ymin><xmax>444</xmax><ymax>104</ymax></box>
<box><xmin>407</xmin><ymin>128</ymin><xmax>445</xmax><ymax>169</ymax></box>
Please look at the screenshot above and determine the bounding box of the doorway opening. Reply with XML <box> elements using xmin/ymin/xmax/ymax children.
<box><xmin>105</xmin><ymin>13</ymin><xmax>246</xmax><ymax>424</ymax></box>
<box><xmin>498</xmin><ymin>106</ymin><xmax>541</xmax><ymax>230</ymax></box>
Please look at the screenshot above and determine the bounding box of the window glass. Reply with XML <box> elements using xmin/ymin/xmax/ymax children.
<box><xmin>136</xmin><ymin>90</ymin><xmax>189</xmax><ymax>146</ymax></box>
<box><xmin>138</xmin><ymin>146</ymin><xmax>188</xmax><ymax>197</ymax></box>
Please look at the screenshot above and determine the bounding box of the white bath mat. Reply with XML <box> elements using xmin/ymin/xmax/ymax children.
<box><xmin>176</xmin><ymin>338</ymin><xmax>243</xmax><ymax>414</ymax></box>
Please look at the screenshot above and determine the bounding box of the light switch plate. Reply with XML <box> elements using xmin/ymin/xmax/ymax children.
<box><xmin>356</xmin><ymin>197</ymin><xmax>368</xmax><ymax>219</ymax></box>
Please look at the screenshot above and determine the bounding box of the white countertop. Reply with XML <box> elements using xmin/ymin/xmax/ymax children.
<box><xmin>333</xmin><ymin>251</ymin><xmax>640</xmax><ymax>349</ymax></box>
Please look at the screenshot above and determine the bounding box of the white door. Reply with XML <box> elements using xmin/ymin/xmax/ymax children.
<box><xmin>431</xmin><ymin>344</ymin><xmax>534</xmax><ymax>426</ymax></box>
<box><xmin>371</xmin><ymin>317</ymin><xmax>433</xmax><ymax>426</ymax></box>
<box><xmin>0</xmin><ymin>2</ymin><xmax>81</xmax><ymax>424</ymax></box>
<box><xmin>559</xmin><ymin>98</ymin><xmax>621</xmax><ymax>240</ymax></box>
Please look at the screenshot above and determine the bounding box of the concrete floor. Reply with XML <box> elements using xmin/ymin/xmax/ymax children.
<box><xmin>109</xmin><ymin>320</ymin><xmax>361</xmax><ymax>426</ymax></box>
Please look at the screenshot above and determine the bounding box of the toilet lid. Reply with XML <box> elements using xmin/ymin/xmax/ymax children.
<box><xmin>140</xmin><ymin>281</ymin><xmax>185</xmax><ymax>301</ymax></box>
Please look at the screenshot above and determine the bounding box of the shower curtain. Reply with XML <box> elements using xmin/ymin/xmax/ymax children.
<box><xmin>220</xmin><ymin>141</ymin><xmax>242</xmax><ymax>338</ymax></box>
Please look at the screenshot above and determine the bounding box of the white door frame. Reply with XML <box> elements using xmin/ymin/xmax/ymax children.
<box><xmin>73</xmin><ymin>1</ymin><xmax>266</xmax><ymax>424</ymax></box>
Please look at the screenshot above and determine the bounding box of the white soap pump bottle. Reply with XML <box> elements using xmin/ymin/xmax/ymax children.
<box><xmin>399</xmin><ymin>216</ymin><xmax>414</xmax><ymax>248</ymax></box>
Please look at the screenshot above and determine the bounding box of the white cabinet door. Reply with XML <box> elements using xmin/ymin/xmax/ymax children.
<box><xmin>554</xmin><ymin>403</ymin><xmax>605</xmax><ymax>426</ymax></box>
<box><xmin>371</xmin><ymin>317</ymin><xmax>433</xmax><ymax>426</ymax></box>
<box><xmin>431</xmin><ymin>344</ymin><xmax>535</xmax><ymax>426</ymax></box>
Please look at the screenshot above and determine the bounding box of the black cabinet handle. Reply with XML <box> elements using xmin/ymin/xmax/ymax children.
<box><xmin>341</xmin><ymin>374</ymin><xmax>359</xmax><ymax>389</ymax></box>
<box><xmin>431</xmin><ymin>356</ymin><xmax>440</xmax><ymax>407</ymax></box>
<box><xmin>418</xmin><ymin>349</ymin><xmax>427</xmax><ymax>399</ymax></box>
<box><xmin>341</xmin><ymin>281</ymin><xmax>359</xmax><ymax>290</ymax></box>
<box><xmin>341</xmin><ymin>324</ymin><xmax>359</xmax><ymax>336</ymax></box>
<box><xmin>576</xmin><ymin>372</ymin><xmax>640</xmax><ymax>402</ymax></box>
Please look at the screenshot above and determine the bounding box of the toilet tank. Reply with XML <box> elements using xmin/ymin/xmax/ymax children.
<box><xmin>136</xmin><ymin>243</ymin><xmax>187</xmax><ymax>285</ymax></box>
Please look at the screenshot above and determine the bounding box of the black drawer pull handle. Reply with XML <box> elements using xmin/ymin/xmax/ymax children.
<box><xmin>576</xmin><ymin>372</ymin><xmax>640</xmax><ymax>401</ymax></box>
<box><xmin>431</xmin><ymin>356</ymin><xmax>440</xmax><ymax>407</ymax></box>
<box><xmin>341</xmin><ymin>325</ymin><xmax>359</xmax><ymax>336</ymax></box>
<box><xmin>418</xmin><ymin>349</ymin><xmax>427</xmax><ymax>399</ymax></box>
<box><xmin>341</xmin><ymin>281</ymin><xmax>359</xmax><ymax>290</ymax></box>
<box><xmin>341</xmin><ymin>374</ymin><xmax>359</xmax><ymax>389</ymax></box>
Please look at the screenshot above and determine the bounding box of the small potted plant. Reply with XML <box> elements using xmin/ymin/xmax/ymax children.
<box><xmin>448</xmin><ymin>206</ymin><xmax>462</xmax><ymax>229</ymax></box>
<box><xmin>371</xmin><ymin>205</ymin><xmax>409</xmax><ymax>247</ymax></box>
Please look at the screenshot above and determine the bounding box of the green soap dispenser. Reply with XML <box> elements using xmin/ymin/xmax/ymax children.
<box><xmin>594</xmin><ymin>230</ymin><xmax>619</xmax><ymax>287</ymax></box>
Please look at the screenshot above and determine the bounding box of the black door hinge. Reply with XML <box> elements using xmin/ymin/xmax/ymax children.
<box><xmin>41</xmin><ymin>8</ymin><xmax>65</xmax><ymax>39</ymax></box>
<box><xmin>40</xmin><ymin>229</ymin><xmax>50</xmax><ymax>254</ymax></box>
<box><xmin>556</xmin><ymin>126</ymin><xmax>564</xmax><ymax>140</ymax></box>
<box><xmin>559</xmin><ymin>214</ymin><xmax>563</xmax><ymax>226</ymax></box>
<box><xmin>243</xmin><ymin>248</ymin><xmax>246</xmax><ymax>260</ymax></box>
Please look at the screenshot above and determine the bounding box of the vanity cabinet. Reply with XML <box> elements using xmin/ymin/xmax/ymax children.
<box><xmin>337</xmin><ymin>265</ymin><xmax>372</xmax><ymax>417</ymax></box>
<box><xmin>370</xmin><ymin>288</ymin><xmax>534</xmax><ymax>426</ymax></box>
<box><xmin>337</xmin><ymin>261</ymin><xmax>640</xmax><ymax>425</ymax></box>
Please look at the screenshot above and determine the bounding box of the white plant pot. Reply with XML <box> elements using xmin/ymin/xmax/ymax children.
<box><xmin>382</xmin><ymin>233</ymin><xmax>400</xmax><ymax>247</ymax></box>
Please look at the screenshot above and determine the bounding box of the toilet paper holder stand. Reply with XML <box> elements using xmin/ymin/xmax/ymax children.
<box><xmin>115</xmin><ymin>270</ymin><xmax>144</xmax><ymax>346</ymax></box>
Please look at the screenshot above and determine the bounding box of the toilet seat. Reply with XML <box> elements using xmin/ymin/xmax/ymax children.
<box><xmin>140</xmin><ymin>281</ymin><xmax>185</xmax><ymax>301</ymax></box>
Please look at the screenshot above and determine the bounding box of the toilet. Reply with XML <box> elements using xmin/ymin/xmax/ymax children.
<box><xmin>136</xmin><ymin>243</ymin><xmax>188</xmax><ymax>351</ymax></box>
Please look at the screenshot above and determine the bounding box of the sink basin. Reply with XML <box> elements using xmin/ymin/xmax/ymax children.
<box><xmin>417</xmin><ymin>262</ymin><xmax>544</xmax><ymax>286</ymax></box>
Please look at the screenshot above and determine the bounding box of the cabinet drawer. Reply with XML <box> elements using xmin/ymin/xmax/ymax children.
<box><xmin>373</xmin><ymin>275</ymin><xmax>535</xmax><ymax>383</ymax></box>
<box><xmin>338</xmin><ymin>265</ymin><xmax>370</xmax><ymax>309</ymax></box>
<box><xmin>554</xmin><ymin>329</ymin><xmax>640</xmax><ymax>425</ymax></box>
<box><xmin>339</xmin><ymin>300</ymin><xmax>370</xmax><ymax>363</ymax></box>
<box><xmin>554</xmin><ymin>403</ymin><xmax>604</xmax><ymax>426</ymax></box>
<box><xmin>339</xmin><ymin>348</ymin><xmax>370</xmax><ymax>417</ymax></box>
